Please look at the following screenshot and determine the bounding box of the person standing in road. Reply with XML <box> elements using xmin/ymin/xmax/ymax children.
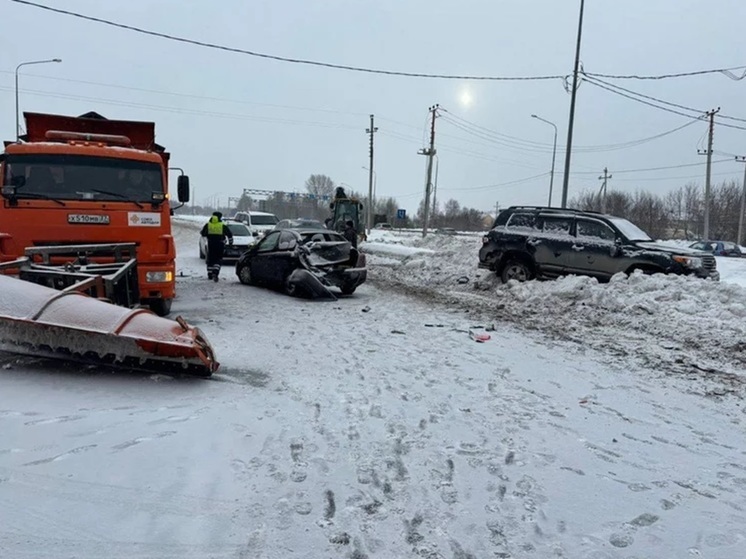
<box><xmin>200</xmin><ymin>211</ymin><xmax>233</xmax><ymax>282</ymax></box>
<box><xmin>343</xmin><ymin>219</ymin><xmax>358</xmax><ymax>249</ymax></box>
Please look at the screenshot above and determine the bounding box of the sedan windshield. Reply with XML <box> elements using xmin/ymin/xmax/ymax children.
<box><xmin>3</xmin><ymin>154</ymin><xmax>163</xmax><ymax>202</ymax></box>
<box><xmin>608</xmin><ymin>218</ymin><xmax>653</xmax><ymax>242</ymax></box>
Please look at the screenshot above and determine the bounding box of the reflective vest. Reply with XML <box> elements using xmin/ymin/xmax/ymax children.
<box><xmin>207</xmin><ymin>217</ymin><xmax>224</xmax><ymax>236</ymax></box>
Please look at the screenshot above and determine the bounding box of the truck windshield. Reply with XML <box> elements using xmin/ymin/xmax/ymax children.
<box><xmin>2</xmin><ymin>154</ymin><xmax>163</xmax><ymax>203</ymax></box>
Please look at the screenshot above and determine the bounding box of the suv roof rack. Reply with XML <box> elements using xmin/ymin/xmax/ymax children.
<box><xmin>505</xmin><ymin>206</ymin><xmax>604</xmax><ymax>215</ymax></box>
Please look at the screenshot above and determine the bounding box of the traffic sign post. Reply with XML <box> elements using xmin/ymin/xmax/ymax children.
<box><xmin>396</xmin><ymin>208</ymin><xmax>406</xmax><ymax>230</ymax></box>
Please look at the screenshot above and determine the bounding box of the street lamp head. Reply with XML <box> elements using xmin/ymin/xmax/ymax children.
<box><xmin>531</xmin><ymin>114</ymin><xmax>538</xmax><ymax>118</ymax></box>
<box><xmin>52</xmin><ymin>58</ymin><xmax>62</xmax><ymax>63</ymax></box>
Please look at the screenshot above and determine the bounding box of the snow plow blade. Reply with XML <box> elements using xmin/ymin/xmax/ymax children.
<box><xmin>0</xmin><ymin>275</ymin><xmax>218</xmax><ymax>377</ymax></box>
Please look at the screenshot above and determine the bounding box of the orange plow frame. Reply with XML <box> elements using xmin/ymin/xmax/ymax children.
<box><xmin>0</xmin><ymin>274</ymin><xmax>218</xmax><ymax>376</ymax></box>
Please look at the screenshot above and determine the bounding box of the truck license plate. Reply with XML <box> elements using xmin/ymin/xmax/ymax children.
<box><xmin>68</xmin><ymin>214</ymin><xmax>111</xmax><ymax>224</ymax></box>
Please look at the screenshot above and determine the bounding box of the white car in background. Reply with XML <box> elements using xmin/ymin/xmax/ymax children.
<box><xmin>199</xmin><ymin>220</ymin><xmax>255</xmax><ymax>261</ymax></box>
<box><xmin>232</xmin><ymin>211</ymin><xmax>280</xmax><ymax>238</ymax></box>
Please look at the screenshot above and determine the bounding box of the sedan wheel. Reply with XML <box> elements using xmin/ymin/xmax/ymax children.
<box><xmin>238</xmin><ymin>264</ymin><xmax>253</xmax><ymax>285</ymax></box>
<box><xmin>284</xmin><ymin>277</ymin><xmax>298</xmax><ymax>297</ymax></box>
<box><xmin>501</xmin><ymin>260</ymin><xmax>533</xmax><ymax>283</ymax></box>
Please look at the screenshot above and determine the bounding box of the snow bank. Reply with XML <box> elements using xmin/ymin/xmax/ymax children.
<box><xmin>365</xmin><ymin>234</ymin><xmax>746</xmax><ymax>378</ymax></box>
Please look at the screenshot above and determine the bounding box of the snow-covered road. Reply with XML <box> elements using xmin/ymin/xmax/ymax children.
<box><xmin>1</xmin><ymin>222</ymin><xmax>745</xmax><ymax>558</ymax></box>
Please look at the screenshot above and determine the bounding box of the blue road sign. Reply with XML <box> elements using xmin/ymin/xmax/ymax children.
<box><xmin>396</xmin><ymin>209</ymin><xmax>406</xmax><ymax>219</ymax></box>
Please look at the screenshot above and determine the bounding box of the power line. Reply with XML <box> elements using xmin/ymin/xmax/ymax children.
<box><xmin>10</xmin><ymin>1</ymin><xmax>745</xmax><ymax>84</ymax></box>
<box><xmin>0</xmin><ymin>86</ymin><xmax>362</xmax><ymax>130</ymax></box>
<box><xmin>585</xmin><ymin>66</ymin><xmax>746</xmax><ymax>81</ymax></box>
<box><xmin>571</xmin><ymin>158</ymin><xmax>731</xmax><ymax>175</ymax></box>
<box><xmin>8</xmin><ymin>0</ymin><xmax>564</xmax><ymax>82</ymax></box>
<box><xmin>610</xmin><ymin>170</ymin><xmax>738</xmax><ymax>183</ymax></box>
<box><xmin>439</xmin><ymin>172</ymin><xmax>552</xmax><ymax>192</ymax></box>
<box><xmin>0</xmin><ymin>69</ymin><xmax>369</xmax><ymax>117</ymax></box>
<box><xmin>378</xmin><ymin>129</ymin><xmax>545</xmax><ymax>171</ymax></box>
<box><xmin>440</xmin><ymin>109</ymin><xmax>702</xmax><ymax>153</ymax></box>
<box><xmin>584</xmin><ymin>77</ymin><xmax>746</xmax><ymax>131</ymax></box>
<box><xmin>584</xmin><ymin>75</ymin><xmax>746</xmax><ymax>124</ymax></box>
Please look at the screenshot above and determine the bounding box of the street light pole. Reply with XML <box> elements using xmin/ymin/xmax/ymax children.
<box><xmin>531</xmin><ymin>114</ymin><xmax>558</xmax><ymax>206</ymax></box>
<box><xmin>560</xmin><ymin>0</ymin><xmax>585</xmax><ymax>208</ymax></box>
<box><xmin>15</xmin><ymin>58</ymin><xmax>62</xmax><ymax>141</ymax></box>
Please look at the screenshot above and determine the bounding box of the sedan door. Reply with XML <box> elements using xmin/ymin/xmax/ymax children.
<box><xmin>249</xmin><ymin>231</ymin><xmax>281</xmax><ymax>283</ymax></box>
<box><xmin>271</xmin><ymin>231</ymin><xmax>300</xmax><ymax>283</ymax></box>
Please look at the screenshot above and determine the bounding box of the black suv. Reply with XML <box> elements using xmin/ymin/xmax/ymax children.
<box><xmin>479</xmin><ymin>206</ymin><xmax>719</xmax><ymax>283</ymax></box>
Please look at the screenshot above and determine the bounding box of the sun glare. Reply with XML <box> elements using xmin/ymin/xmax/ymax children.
<box><xmin>458</xmin><ymin>86</ymin><xmax>474</xmax><ymax>109</ymax></box>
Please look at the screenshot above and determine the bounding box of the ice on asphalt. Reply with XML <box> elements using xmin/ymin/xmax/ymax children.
<box><xmin>0</xmin><ymin>219</ymin><xmax>745</xmax><ymax>558</ymax></box>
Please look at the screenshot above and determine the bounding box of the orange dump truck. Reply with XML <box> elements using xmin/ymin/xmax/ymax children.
<box><xmin>0</xmin><ymin>111</ymin><xmax>189</xmax><ymax>315</ymax></box>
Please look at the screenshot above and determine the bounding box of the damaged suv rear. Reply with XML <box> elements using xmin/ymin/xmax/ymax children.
<box><xmin>235</xmin><ymin>228</ymin><xmax>367</xmax><ymax>299</ymax></box>
<box><xmin>479</xmin><ymin>206</ymin><xmax>719</xmax><ymax>283</ymax></box>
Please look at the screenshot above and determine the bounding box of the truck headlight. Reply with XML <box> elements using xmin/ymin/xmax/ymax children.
<box><xmin>673</xmin><ymin>255</ymin><xmax>702</xmax><ymax>269</ymax></box>
<box><xmin>145</xmin><ymin>271</ymin><xmax>173</xmax><ymax>282</ymax></box>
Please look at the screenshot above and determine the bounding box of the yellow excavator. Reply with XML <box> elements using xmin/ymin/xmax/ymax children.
<box><xmin>328</xmin><ymin>187</ymin><xmax>367</xmax><ymax>242</ymax></box>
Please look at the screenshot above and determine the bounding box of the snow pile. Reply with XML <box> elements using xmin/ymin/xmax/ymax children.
<box><xmin>365</xmin><ymin>234</ymin><xmax>746</xmax><ymax>378</ymax></box>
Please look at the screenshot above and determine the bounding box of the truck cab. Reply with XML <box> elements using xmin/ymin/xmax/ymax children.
<box><xmin>0</xmin><ymin>111</ymin><xmax>189</xmax><ymax>315</ymax></box>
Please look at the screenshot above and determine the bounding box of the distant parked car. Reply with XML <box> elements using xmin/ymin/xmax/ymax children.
<box><xmin>274</xmin><ymin>218</ymin><xmax>325</xmax><ymax>230</ymax></box>
<box><xmin>689</xmin><ymin>240</ymin><xmax>743</xmax><ymax>257</ymax></box>
<box><xmin>374</xmin><ymin>223</ymin><xmax>392</xmax><ymax>230</ymax></box>
<box><xmin>235</xmin><ymin>228</ymin><xmax>367</xmax><ymax>298</ymax></box>
<box><xmin>199</xmin><ymin>220</ymin><xmax>255</xmax><ymax>261</ymax></box>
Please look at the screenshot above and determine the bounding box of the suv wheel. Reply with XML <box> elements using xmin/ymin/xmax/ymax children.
<box><xmin>501</xmin><ymin>259</ymin><xmax>534</xmax><ymax>283</ymax></box>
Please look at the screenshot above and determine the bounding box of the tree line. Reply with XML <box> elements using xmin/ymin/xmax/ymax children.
<box><xmin>569</xmin><ymin>179</ymin><xmax>744</xmax><ymax>241</ymax></box>
<box><xmin>183</xmin><ymin>173</ymin><xmax>492</xmax><ymax>231</ymax></box>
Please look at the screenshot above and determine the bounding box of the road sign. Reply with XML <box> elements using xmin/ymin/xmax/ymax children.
<box><xmin>396</xmin><ymin>209</ymin><xmax>406</xmax><ymax>219</ymax></box>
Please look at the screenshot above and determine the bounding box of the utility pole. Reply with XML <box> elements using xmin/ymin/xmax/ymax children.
<box><xmin>560</xmin><ymin>0</ymin><xmax>586</xmax><ymax>208</ymax></box>
<box><xmin>432</xmin><ymin>155</ymin><xmax>439</xmax><ymax>221</ymax></box>
<box><xmin>737</xmin><ymin>155</ymin><xmax>746</xmax><ymax>245</ymax></box>
<box><xmin>698</xmin><ymin>108</ymin><xmax>720</xmax><ymax>239</ymax></box>
<box><xmin>418</xmin><ymin>104</ymin><xmax>439</xmax><ymax>237</ymax></box>
<box><xmin>598</xmin><ymin>167</ymin><xmax>612</xmax><ymax>213</ymax></box>
<box><xmin>365</xmin><ymin>115</ymin><xmax>378</xmax><ymax>235</ymax></box>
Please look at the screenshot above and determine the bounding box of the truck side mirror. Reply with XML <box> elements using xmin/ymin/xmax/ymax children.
<box><xmin>177</xmin><ymin>175</ymin><xmax>190</xmax><ymax>203</ymax></box>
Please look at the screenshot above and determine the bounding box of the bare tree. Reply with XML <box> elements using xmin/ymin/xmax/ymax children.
<box><xmin>305</xmin><ymin>174</ymin><xmax>335</xmax><ymax>202</ymax></box>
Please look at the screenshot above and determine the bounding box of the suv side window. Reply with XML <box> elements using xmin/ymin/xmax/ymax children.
<box><xmin>505</xmin><ymin>213</ymin><xmax>536</xmax><ymax>230</ymax></box>
<box><xmin>541</xmin><ymin>216</ymin><xmax>572</xmax><ymax>236</ymax></box>
<box><xmin>577</xmin><ymin>219</ymin><xmax>616</xmax><ymax>241</ymax></box>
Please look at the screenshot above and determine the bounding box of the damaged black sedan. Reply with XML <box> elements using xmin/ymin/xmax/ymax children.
<box><xmin>235</xmin><ymin>228</ymin><xmax>367</xmax><ymax>299</ymax></box>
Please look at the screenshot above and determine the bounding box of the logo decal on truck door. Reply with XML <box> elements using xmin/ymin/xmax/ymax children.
<box><xmin>128</xmin><ymin>212</ymin><xmax>161</xmax><ymax>227</ymax></box>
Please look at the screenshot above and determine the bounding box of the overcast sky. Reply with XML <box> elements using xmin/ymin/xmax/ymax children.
<box><xmin>2</xmin><ymin>0</ymin><xmax>745</xmax><ymax>215</ymax></box>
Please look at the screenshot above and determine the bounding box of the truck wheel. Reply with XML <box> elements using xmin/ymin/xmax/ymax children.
<box><xmin>501</xmin><ymin>259</ymin><xmax>533</xmax><ymax>283</ymax></box>
<box><xmin>148</xmin><ymin>298</ymin><xmax>172</xmax><ymax>316</ymax></box>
